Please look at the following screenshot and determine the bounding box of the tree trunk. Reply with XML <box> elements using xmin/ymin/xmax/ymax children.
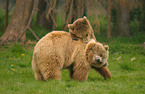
<box><xmin>36</xmin><ymin>0</ymin><xmax>50</xmax><ymax>30</ymax></box>
<box><xmin>0</xmin><ymin>0</ymin><xmax>34</xmax><ymax>43</ymax></box>
<box><xmin>142</xmin><ymin>0</ymin><xmax>145</xmax><ymax>32</ymax></box>
<box><xmin>114</xmin><ymin>0</ymin><xmax>130</xmax><ymax>37</ymax></box>
<box><xmin>46</xmin><ymin>0</ymin><xmax>58</xmax><ymax>30</ymax></box>
<box><xmin>4</xmin><ymin>0</ymin><xmax>9</xmax><ymax>31</ymax></box>
<box><xmin>107</xmin><ymin>0</ymin><xmax>111</xmax><ymax>39</ymax></box>
<box><xmin>63</xmin><ymin>0</ymin><xmax>87</xmax><ymax>30</ymax></box>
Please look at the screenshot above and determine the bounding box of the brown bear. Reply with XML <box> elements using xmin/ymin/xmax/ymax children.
<box><xmin>32</xmin><ymin>31</ymin><xmax>111</xmax><ymax>81</ymax></box>
<box><xmin>68</xmin><ymin>16</ymin><xmax>111</xmax><ymax>79</ymax></box>
<box><xmin>68</xmin><ymin>16</ymin><xmax>96</xmax><ymax>42</ymax></box>
<box><xmin>85</xmin><ymin>39</ymin><xmax>109</xmax><ymax>68</ymax></box>
<box><xmin>85</xmin><ymin>39</ymin><xmax>111</xmax><ymax>79</ymax></box>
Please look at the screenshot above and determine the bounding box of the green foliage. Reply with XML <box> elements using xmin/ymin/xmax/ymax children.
<box><xmin>0</xmin><ymin>33</ymin><xmax>145</xmax><ymax>94</ymax></box>
<box><xmin>26</xmin><ymin>24</ymin><xmax>50</xmax><ymax>40</ymax></box>
<box><xmin>0</xmin><ymin>9</ymin><xmax>12</xmax><ymax>36</ymax></box>
<box><xmin>0</xmin><ymin>8</ymin><xmax>144</xmax><ymax>41</ymax></box>
<box><xmin>9</xmin><ymin>44</ymin><xmax>25</xmax><ymax>54</ymax></box>
<box><xmin>0</xmin><ymin>9</ymin><xmax>5</xmax><ymax>35</ymax></box>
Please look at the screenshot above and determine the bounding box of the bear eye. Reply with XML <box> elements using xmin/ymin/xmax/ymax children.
<box><xmin>86</xmin><ymin>34</ymin><xmax>88</xmax><ymax>37</ymax></box>
<box><xmin>100</xmin><ymin>54</ymin><xmax>103</xmax><ymax>57</ymax></box>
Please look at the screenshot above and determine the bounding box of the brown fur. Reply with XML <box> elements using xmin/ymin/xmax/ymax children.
<box><xmin>32</xmin><ymin>31</ymin><xmax>111</xmax><ymax>81</ymax></box>
<box><xmin>94</xmin><ymin>67</ymin><xmax>111</xmax><ymax>79</ymax></box>
<box><xmin>85</xmin><ymin>39</ymin><xmax>109</xmax><ymax>68</ymax></box>
<box><xmin>68</xmin><ymin>16</ymin><xmax>96</xmax><ymax>42</ymax></box>
<box><xmin>68</xmin><ymin>17</ymin><xmax>111</xmax><ymax>80</ymax></box>
<box><xmin>32</xmin><ymin>17</ymin><xmax>111</xmax><ymax>81</ymax></box>
<box><xmin>85</xmin><ymin>39</ymin><xmax>111</xmax><ymax>79</ymax></box>
<box><xmin>32</xmin><ymin>31</ymin><xmax>90</xmax><ymax>81</ymax></box>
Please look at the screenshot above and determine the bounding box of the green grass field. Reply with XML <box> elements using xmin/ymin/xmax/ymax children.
<box><xmin>0</xmin><ymin>8</ymin><xmax>145</xmax><ymax>94</ymax></box>
<box><xmin>0</xmin><ymin>32</ymin><xmax>145</xmax><ymax>94</ymax></box>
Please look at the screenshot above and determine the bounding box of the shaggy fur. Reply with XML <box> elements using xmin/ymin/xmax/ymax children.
<box><xmin>68</xmin><ymin>16</ymin><xmax>96</xmax><ymax>42</ymax></box>
<box><xmin>32</xmin><ymin>31</ymin><xmax>90</xmax><ymax>81</ymax></box>
<box><xmin>32</xmin><ymin>31</ymin><xmax>111</xmax><ymax>81</ymax></box>
<box><xmin>85</xmin><ymin>39</ymin><xmax>109</xmax><ymax>68</ymax></box>
<box><xmin>68</xmin><ymin>16</ymin><xmax>111</xmax><ymax>79</ymax></box>
<box><xmin>85</xmin><ymin>39</ymin><xmax>111</xmax><ymax>79</ymax></box>
<box><xmin>94</xmin><ymin>67</ymin><xmax>111</xmax><ymax>80</ymax></box>
<box><xmin>32</xmin><ymin>17</ymin><xmax>111</xmax><ymax>81</ymax></box>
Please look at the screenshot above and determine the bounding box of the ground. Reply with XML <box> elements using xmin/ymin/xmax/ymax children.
<box><xmin>0</xmin><ymin>33</ymin><xmax>145</xmax><ymax>94</ymax></box>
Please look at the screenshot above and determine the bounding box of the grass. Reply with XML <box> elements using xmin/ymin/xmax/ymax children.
<box><xmin>0</xmin><ymin>8</ymin><xmax>145</xmax><ymax>94</ymax></box>
<box><xmin>0</xmin><ymin>33</ymin><xmax>145</xmax><ymax>94</ymax></box>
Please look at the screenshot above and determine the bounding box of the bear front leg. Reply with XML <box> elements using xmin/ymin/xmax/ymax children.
<box><xmin>93</xmin><ymin>66</ymin><xmax>111</xmax><ymax>80</ymax></box>
<box><xmin>72</xmin><ymin>65</ymin><xmax>90</xmax><ymax>81</ymax></box>
<box><xmin>43</xmin><ymin>68</ymin><xmax>61</xmax><ymax>81</ymax></box>
<box><xmin>39</xmin><ymin>59</ymin><xmax>62</xmax><ymax>81</ymax></box>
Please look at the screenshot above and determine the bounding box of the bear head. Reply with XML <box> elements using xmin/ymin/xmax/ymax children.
<box><xmin>85</xmin><ymin>39</ymin><xmax>109</xmax><ymax>68</ymax></box>
<box><xmin>68</xmin><ymin>16</ymin><xmax>96</xmax><ymax>42</ymax></box>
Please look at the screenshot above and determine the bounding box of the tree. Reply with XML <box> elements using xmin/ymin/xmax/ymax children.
<box><xmin>107</xmin><ymin>0</ymin><xmax>111</xmax><ymax>38</ymax></box>
<box><xmin>46</xmin><ymin>0</ymin><xmax>58</xmax><ymax>30</ymax></box>
<box><xmin>63</xmin><ymin>0</ymin><xmax>87</xmax><ymax>30</ymax></box>
<box><xmin>4</xmin><ymin>0</ymin><xmax>9</xmax><ymax>31</ymax></box>
<box><xmin>141</xmin><ymin>0</ymin><xmax>145</xmax><ymax>32</ymax></box>
<box><xmin>0</xmin><ymin>0</ymin><xmax>34</xmax><ymax>43</ymax></box>
<box><xmin>36</xmin><ymin>0</ymin><xmax>50</xmax><ymax>30</ymax></box>
<box><xmin>114</xmin><ymin>0</ymin><xmax>130</xmax><ymax>37</ymax></box>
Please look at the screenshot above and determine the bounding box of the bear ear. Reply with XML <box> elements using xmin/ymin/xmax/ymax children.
<box><xmin>82</xmin><ymin>16</ymin><xmax>88</xmax><ymax>24</ymax></box>
<box><xmin>83</xmin><ymin>16</ymin><xmax>87</xmax><ymax>19</ymax></box>
<box><xmin>104</xmin><ymin>45</ymin><xmax>109</xmax><ymax>51</ymax></box>
<box><xmin>68</xmin><ymin>24</ymin><xmax>74</xmax><ymax>29</ymax></box>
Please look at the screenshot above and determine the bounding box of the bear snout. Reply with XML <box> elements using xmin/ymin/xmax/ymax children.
<box><xmin>93</xmin><ymin>56</ymin><xmax>102</xmax><ymax>64</ymax></box>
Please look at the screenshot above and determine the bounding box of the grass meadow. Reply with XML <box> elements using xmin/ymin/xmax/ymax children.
<box><xmin>0</xmin><ymin>32</ymin><xmax>145</xmax><ymax>94</ymax></box>
<box><xmin>0</xmin><ymin>9</ymin><xmax>145</xmax><ymax>94</ymax></box>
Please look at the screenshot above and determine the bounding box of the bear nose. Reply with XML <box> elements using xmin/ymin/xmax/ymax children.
<box><xmin>97</xmin><ymin>59</ymin><xmax>100</xmax><ymax>62</ymax></box>
<box><xmin>96</xmin><ymin>59</ymin><xmax>102</xmax><ymax>64</ymax></box>
<box><xmin>94</xmin><ymin>56</ymin><xmax>102</xmax><ymax>64</ymax></box>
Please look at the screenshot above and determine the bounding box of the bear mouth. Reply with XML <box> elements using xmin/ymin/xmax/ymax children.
<box><xmin>91</xmin><ymin>62</ymin><xmax>105</xmax><ymax>68</ymax></box>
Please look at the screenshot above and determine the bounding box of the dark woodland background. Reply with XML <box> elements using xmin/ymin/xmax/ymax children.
<box><xmin>0</xmin><ymin>0</ymin><xmax>145</xmax><ymax>43</ymax></box>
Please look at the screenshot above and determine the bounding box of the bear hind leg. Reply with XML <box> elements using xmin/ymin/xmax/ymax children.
<box><xmin>32</xmin><ymin>61</ymin><xmax>44</xmax><ymax>81</ymax></box>
<box><xmin>34</xmin><ymin>69</ymin><xmax>44</xmax><ymax>81</ymax></box>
